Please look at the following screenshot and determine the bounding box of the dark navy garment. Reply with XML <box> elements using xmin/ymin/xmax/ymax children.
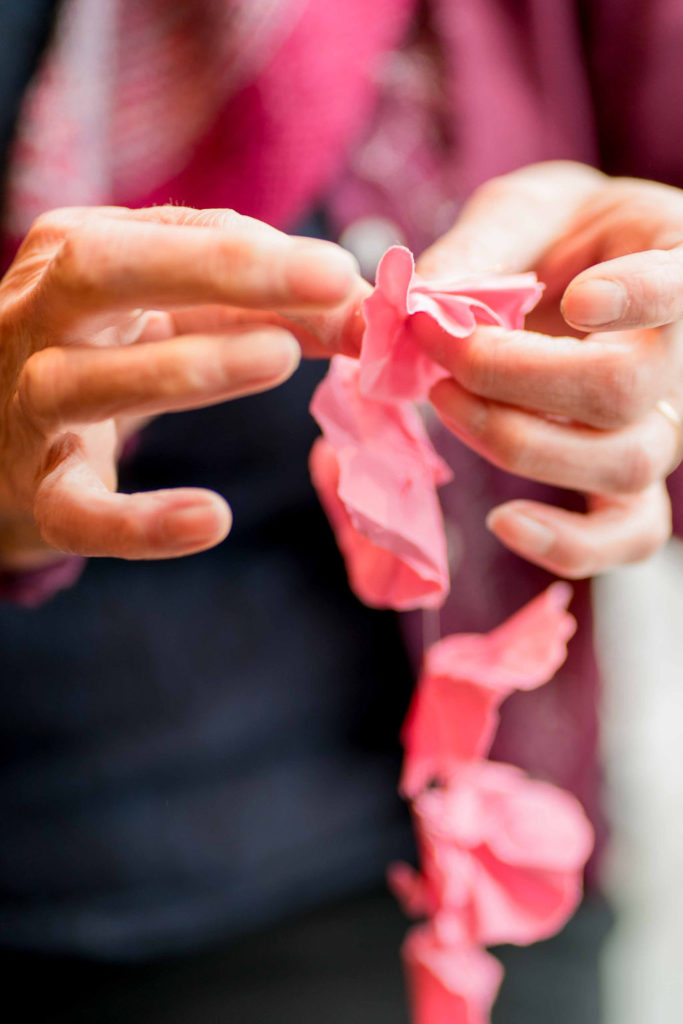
<box><xmin>0</xmin><ymin>0</ymin><xmax>415</xmax><ymax>958</ymax></box>
<box><xmin>0</xmin><ymin>359</ymin><xmax>415</xmax><ymax>959</ymax></box>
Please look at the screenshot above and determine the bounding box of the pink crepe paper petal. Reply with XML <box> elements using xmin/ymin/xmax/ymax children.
<box><xmin>482</xmin><ymin>773</ymin><xmax>596</xmax><ymax>871</ymax></box>
<box><xmin>432</xmin><ymin>909</ymin><xmax>473</xmax><ymax>948</ymax></box>
<box><xmin>403</xmin><ymin>923</ymin><xmax>504</xmax><ymax>1024</ymax></box>
<box><xmin>418</xmin><ymin>763</ymin><xmax>594</xmax><ymax>870</ymax></box>
<box><xmin>424</xmin><ymin>582</ymin><xmax>576</xmax><ymax>693</ymax></box>
<box><xmin>400</xmin><ymin>676</ymin><xmax>500</xmax><ymax>795</ymax></box>
<box><xmin>387</xmin><ymin>861</ymin><xmax>438</xmax><ymax>919</ymax></box>
<box><xmin>309</xmin><ymin>356</ymin><xmax>452</xmax><ymax>610</ymax></box>
<box><xmin>360</xmin><ymin>245</ymin><xmax>544</xmax><ymax>402</ymax></box>
<box><xmin>465</xmin><ymin>847</ymin><xmax>586</xmax><ymax>947</ymax></box>
<box><xmin>400</xmin><ymin>585</ymin><xmax>576</xmax><ymax>794</ymax></box>
<box><xmin>361</xmin><ymin>248</ymin><xmax>450</xmax><ymax>402</ymax></box>
<box><xmin>413</xmin><ymin>275</ymin><xmax>544</xmax><ymax>330</ymax></box>
<box><xmin>310</xmin><ymin>353</ymin><xmax>445</xmax><ymax>477</ymax></box>
<box><xmin>411</xmin><ymin>762</ymin><xmax>594</xmax><ymax>947</ymax></box>
<box><xmin>310</xmin><ymin>438</ymin><xmax>450</xmax><ymax>610</ymax></box>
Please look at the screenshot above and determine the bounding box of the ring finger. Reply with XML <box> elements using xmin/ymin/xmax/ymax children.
<box><xmin>430</xmin><ymin>377</ymin><xmax>682</xmax><ymax>495</ymax></box>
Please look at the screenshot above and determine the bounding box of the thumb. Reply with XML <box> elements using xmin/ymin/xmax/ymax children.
<box><xmin>562</xmin><ymin>247</ymin><xmax>683</xmax><ymax>331</ymax></box>
<box><xmin>416</xmin><ymin>160</ymin><xmax>603</xmax><ymax>278</ymax></box>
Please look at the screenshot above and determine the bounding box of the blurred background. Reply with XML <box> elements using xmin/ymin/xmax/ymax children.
<box><xmin>596</xmin><ymin>540</ymin><xmax>683</xmax><ymax>1024</ymax></box>
<box><xmin>2</xmin><ymin>2</ymin><xmax>683</xmax><ymax>1022</ymax></box>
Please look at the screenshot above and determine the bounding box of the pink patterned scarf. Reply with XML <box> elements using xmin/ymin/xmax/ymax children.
<box><xmin>4</xmin><ymin>0</ymin><xmax>305</xmax><ymax>237</ymax></box>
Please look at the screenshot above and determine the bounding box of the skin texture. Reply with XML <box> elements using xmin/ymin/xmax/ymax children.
<box><xmin>416</xmin><ymin>161</ymin><xmax>683</xmax><ymax>579</ymax></box>
<box><xmin>0</xmin><ymin>204</ymin><xmax>368</xmax><ymax>567</ymax></box>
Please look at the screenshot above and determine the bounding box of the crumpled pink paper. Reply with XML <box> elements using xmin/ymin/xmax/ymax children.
<box><xmin>360</xmin><ymin>246</ymin><xmax>544</xmax><ymax>403</ymax></box>
<box><xmin>309</xmin><ymin>247</ymin><xmax>589</xmax><ymax>1024</ymax></box>
<box><xmin>400</xmin><ymin>583</ymin><xmax>576</xmax><ymax>796</ymax></box>
<box><xmin>402</xmin><ymin>923</ymin><xmax>504</xmax><ymax>1024</ymax></box>
<box><xmin>392</xmin><ymin>760</ymin><xmax>594</xmax><ymax>948</ymax></box>
<box><xmin>309</xmin><ymin>355</ymin><xmax>452</xmax><ymax>610</ymax></box>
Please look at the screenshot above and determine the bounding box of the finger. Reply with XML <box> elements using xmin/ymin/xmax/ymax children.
<box><xmin>417</xmin><ymin>321</ymin><xmax>669</xmax><ymax>429</ymax></box>
<box><xmin>430</xmin><ymin>378</ymin><xmax>682</xmax><ymax>494</ymax></box>
<box><xmin>562</xmin><ymin>246</ymin><xmax>683</xmax><ymax>331</ymax></box>
<box><xmin>485</xmin><ymin>484</ymin><xmax>671</xmax><ymax>578</ymax></box>
<box><xmin>34</xmin><ymin>434</ymin><xmax>232</xmax><ymax>559</ymax></box>
<box><xmin>33</xmin><ymin>213</ymin><xmax>361</xmax><ymax>338</ymax></box>
<box><xmin>17</xmin><ymin>327</ymin><xmax>301</xmax><ymax>430</ymax></box>
<box><xmin>98</xmin><ymin>206</ymin><xmax>371</xmax><ymax>346</ymax></box>
<box><xmin>164</xmin><ymin>275</ymin><xmax>371</xmax><ymax>359</ymax></box>
<box><xmin>33</xmin><ymin>202</ymin><xmax>350</xmax><ymax>257</ymax></box>
<box><xmin>417</xmin><ymin>161</ymin><xmax>603</xmax><ymax>277</ymax></box>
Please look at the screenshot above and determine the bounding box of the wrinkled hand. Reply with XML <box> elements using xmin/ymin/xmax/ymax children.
<box><xmin>0</xmin><ymin>205</ymin><xmax>366</xmax><ymax>567</ymax></box>
<box><xmin>416</xmin><ymin>161</ymin><xmax>683</xmax><ymax>578</ymax></box>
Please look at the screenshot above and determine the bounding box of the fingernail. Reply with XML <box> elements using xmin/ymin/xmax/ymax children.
<box><xmin>563</xmin><ymin>279</ymin><xmax>627</xmax><ymax>327</ymax></box>
<box><xmin>486</xmin><ymin>508</ymin><xmax>555</xmax><ymax>556</ymax></box>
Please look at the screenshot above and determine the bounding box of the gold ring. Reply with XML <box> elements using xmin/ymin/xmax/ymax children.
<box><xmin>655</xmin><ymin>399</ymin><xmax>683</xmax><ymax>471</ymax></box>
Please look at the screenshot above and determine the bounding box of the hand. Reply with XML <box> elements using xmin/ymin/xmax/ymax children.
<box><xmin>0</xmin><ymin>205</ymin><xmax>366</xmax><ymax>567</ymax></box>
<box><xmin>416</xmin><ymin>161</ymin><xmax>683</xmax><ymax>578</ymax></box>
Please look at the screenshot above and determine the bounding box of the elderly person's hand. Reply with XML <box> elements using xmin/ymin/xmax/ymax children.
<box><xmin>0</xmin><ymin>205</ymin><xmax>366</xmax><ymax>568</ymax></box>
<box><xmin>416</xmin><ymin>161</ymin><xmax>683</xmax><ymax>578</ymax></box>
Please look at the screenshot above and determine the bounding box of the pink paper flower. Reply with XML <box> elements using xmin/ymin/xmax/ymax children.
<box><xmin>400</xmin><ymin>584</ymin><xmax>576</xmax><ymax>796</ymax></box>
<box><xmin>398</xmin><ymin>761</ymin><xmax>594</xmax><ymax>947</ymax></box>
<box><xmin>402</xmin><ymin>923</ymin><xmax>504</xmax><ymax>1024</ymax></box>
<box><xmin>360</xmin><ymin>245</ymin><xmax>544</xmax><ymax>402</ymax></box>
<box><xmin>309</xmin><ymin>355</ymin><xmax>452</xmax><ymax>610</ymax></box>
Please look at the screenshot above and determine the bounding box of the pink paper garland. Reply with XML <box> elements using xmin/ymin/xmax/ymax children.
<box><xmin>308</xmin><ymin>246</ymin><xmax>593</xmax><ymax>1023</ymax></box>
<box><xmin>399</xmin><ymin>583</ymin><xmax>577</xmax><ymax>795</ymax></box>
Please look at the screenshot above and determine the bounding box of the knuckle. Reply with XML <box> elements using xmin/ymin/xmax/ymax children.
<box><xmin>28</xmin><ymin>208</ymin><xmax>78</xmax><ymax>241</ymax></box>
<box><xmin>49</xmin><ymin>218</ymin><xmax>125</xmax><ymax>302</ymax></box>
<box><xmin>460</xmin><ymin>335</ymin><xmax>505</xmax><ymax>394</ymax></box>
<box><xmin>116</xmin><ymin>511</ymin><xmax>148</xmax><ymax>558</ymax></box>
<box><xmin>199</xmin><ymin>233</ymin><xmax>260</xmax><ymax>295</ymax></box>
<box><xmin>190</xmin><ymin>207</ymin><xmax>241</xmax><ymax>230</ymax></box>
<box><xmin>156</xmin><ymin>353</ymin><xmax>198</xmax><ymax>397</ymax></box>
<box><xmin>461</xmin><ymin>330</ymin><xmax>527</xmax><ymax>398</ymax></box>
<box><xmin>51</xmin><ymin>227</ymin><xmax>102</xmax><ymax>296</ymax></box>
<box><xmin>16</xmin><ymin>348</ymin><xmax>67</xmax><ymax>426</ymax></box>
<box><xmin>630</xmin><ymin>521</ymin><xmax>670</xmax><ymax>562</ymax></box>
<box><xmin>204</xmin><ymin>237</ymin><xmax>239</xmax><ymax>281</ymax></box>
<box><xmin>614</xmin><ymin>441</ymin><xmax>658</xmax><ymax>493</ymax></box>
<box><xmin>486</xmin><ymin>416</ymin><xmax>529</xmax><ymax>474</ymax></box>
<box><xmin>553</xmin><ymin>542</ymin><xmax>597</xmax><ymax>579</ymax></box>
<box><xmin>585</xmin><ymin>352</ymin><xmax>651</xmax><ymax>427</ymax></box>
<box><xmin>150</xmin><ymin>346</ymin><xmax>219</xmax><ymax>401</ymax></box>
